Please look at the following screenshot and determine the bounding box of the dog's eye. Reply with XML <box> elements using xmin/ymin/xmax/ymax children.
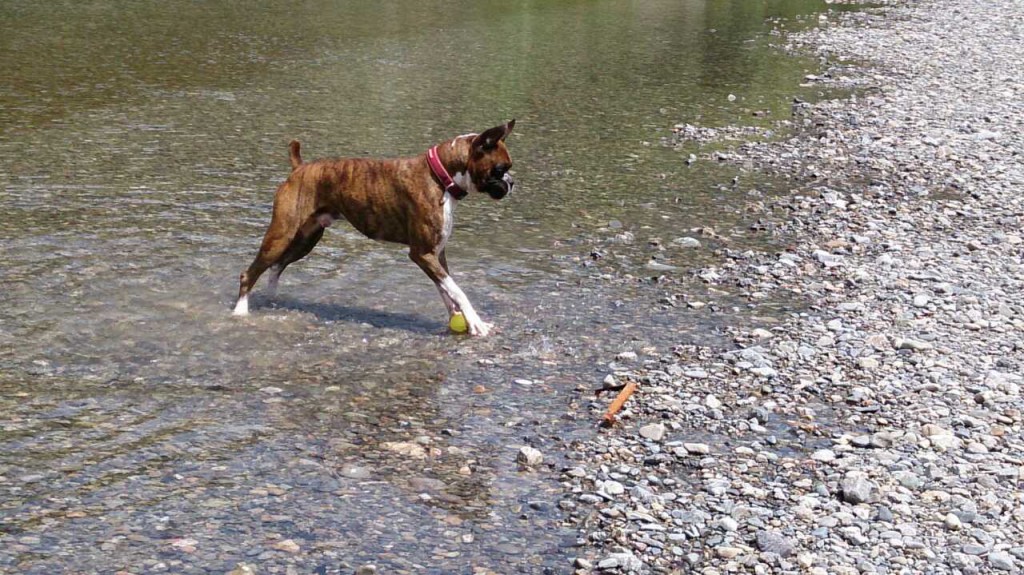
<box><xmin>491</xmin><ymin>165</ymin><xmax>509</xmax><ymax>178</ymax></box>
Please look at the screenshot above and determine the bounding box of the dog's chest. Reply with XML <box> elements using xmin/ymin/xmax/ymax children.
<box><xmin>440</xmin><ymin>192</ymin><xmax>455</xmax><ymax>250</ymax></box>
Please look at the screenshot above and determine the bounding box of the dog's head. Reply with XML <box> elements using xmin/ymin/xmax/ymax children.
<box><xmin>466</xmin><ymin>120</ymin><xmax>516</xmax><ymax>200</ymax></box>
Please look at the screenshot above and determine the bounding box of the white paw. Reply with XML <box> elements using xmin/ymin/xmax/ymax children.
<box><xmin>232</xmin><ymin>296</ymin><xmax>249</xmax><ymax>316</ymax></box>
<box><xmin>469</xmin><ymin>320</ymin><xmax>493</xmax><ymax>337</ymax></box>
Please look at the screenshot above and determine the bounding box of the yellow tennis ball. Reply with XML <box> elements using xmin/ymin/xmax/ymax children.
<box><xmin>448</xmin><ymin>312</ymin><xmax>468</xmax><ymax>333</ymax></box>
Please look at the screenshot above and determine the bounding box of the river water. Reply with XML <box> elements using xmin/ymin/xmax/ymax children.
<box><xmin>1</xmin><ymin>1</ymin><xmax>846</xmax><ymax>573</ymax></box>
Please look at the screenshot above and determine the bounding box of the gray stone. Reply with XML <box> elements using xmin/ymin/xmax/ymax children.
<box><xmin>718</xmin><ymin>516</ymin><xmax>739</xmax><ymax>532</ymax></box>
<box><xmin>990</xmin><ymin>552</ymin><xmax>1015</xmax><ymax>571</ymax></box>
<box><xmin>601</xmin><ymin>480</ymin><xmax>625</xmax><ymax>496</ymax></box>
<box><xmin>755</xmin><ymin>530</ymin><xmax>795</xmax><ymax>557</ymax></box>
<box><xmin>962</xmin><ymin>543</ymin><xmax>988</xmax><ymax>555</ymax></box>
<box><xmin>574</xmin><ymin>558</ymin><xmax>593</xmax><ymax>569</ymax></box>
<box><xmin>811</xmin><ymin>449</ymin><xmax>837</xmax><ymax>463</ymax></box>
<box><xmin>673</xmin><ymin>237</ymin><xmax>701</xmax><ymax>248</ymax></box>
<box><xmin>683</xmin><ymin>443</ymin><xmax>710</xmax><ymax>455</ymax></box>
<box><xmin>896</xmin><ymin>338</ymin><xmax>933</xmax><ymax>351</ymax></box>
<box><xmin>840</xmin><ymin>471</ymin><xmax>876</xmax><ymax>504</ymax></box>
<box><xmin>597</xmin><ymin>552</ymin><xmax>643</xmax><ymax>571</ymax></box>
<box><xmin>813</xmin><ymin>250</ymin><xmax>845</xmax><ymax>268</ymax></box>
<box><xmin>639</xmin><ymin>423</ymin><xmax>666</xmax><ymax>442</ymax></box>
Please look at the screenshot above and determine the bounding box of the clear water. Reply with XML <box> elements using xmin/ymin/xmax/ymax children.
<box><xmin>1</xmin><ymin>1</ymin><xmax>844</xmax><ymax>572</ymax></box>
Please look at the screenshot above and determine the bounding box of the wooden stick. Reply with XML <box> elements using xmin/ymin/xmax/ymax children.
<box><xmin>600</xmin><ymin>381</ymin><xmax>637</xmax><ymax>427</ymax></box>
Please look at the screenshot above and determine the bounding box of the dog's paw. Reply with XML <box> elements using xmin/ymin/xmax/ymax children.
<box><xmin>232</xmin><ymin>296</ymin><xmax>250</xmax><ymax>316</ymax></box>
<box><xmin>469</xmin><ymin>321</ymin><xmax>494</xmax><ymax>337</ymax></box>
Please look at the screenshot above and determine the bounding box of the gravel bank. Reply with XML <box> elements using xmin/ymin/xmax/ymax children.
<box><xmin>563</xmin><ymin>1</ymin><xmax>1024</xmax><ymax>573</ymax></box>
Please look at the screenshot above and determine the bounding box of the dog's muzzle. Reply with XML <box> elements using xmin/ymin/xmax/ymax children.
<box><xmin>485</xmin><ymin>173</ymin><xmax>515</xmax><ymax>200</ymax></box>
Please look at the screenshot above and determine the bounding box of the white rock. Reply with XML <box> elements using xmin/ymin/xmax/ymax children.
<box><xmin>382</xmin><ymin>442</ymin><xmax>427</xmax><ymax>459</ymax></box>
<box><xmin>516</xmin><ymin>446</ymin><xmax>544</xmax><ymax>468</ymax></box>
<box><xmin>600</xmin><ymin>480</ymin><xmax>625</xmax><ymax>496</ymax></box>
<box><xmin>597</xmin><ymin>552</ymin><xmax>643</xmax><ymax>571</ymax></box>
<box><xmin>749</xmin><ymin>366</ymin><xmax>778</xmax><ymax>377</ymax></box>
<box><xmin>895</xmin><ymin>338</ymin><xmax>933</xmax><ymax>351</ymax></box>
<box><xmin>857</xmin><ymin>357</ymin><xmax>880</xmax><ymax>370</ymax></box>
<box><xmin>673</xmin><ymin>236</ymin><xmax>701</xmax><ymax>248</ymax></box>
<box><xmin>719</xmin><ymin>516</ymin><xmax>740</xmax><ymax>532</ymax></box>
<box><xmin>716</xmin><ymin>546</ymin><xmax>743</xmax><ymax>559</ymax></box>
<box><xmin>639</xmin><ymin>423</ymin><xmax>666</xmax><ymax>442</ymax></box>
<box><xmin>990</xmin><ymin>551</ymin><xmax>1015</xmax><ymax>571</ymax></box>
<box><xmin>811</xmin><ymin>449</ymin><xmax>837</xmax><ymax>463</ymax></box>
<box><xmin>944</xmin><ymin>512</ymin><xmax>962</xmax><ymax>531</ymax></box>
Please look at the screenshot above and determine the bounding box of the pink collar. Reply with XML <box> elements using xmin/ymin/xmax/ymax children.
<box><xmin>427</xmin><ymin>146</ymin><xmax>467</xmax><ymax>201</ymax></box>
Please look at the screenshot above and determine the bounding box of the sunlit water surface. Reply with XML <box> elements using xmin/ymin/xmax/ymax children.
<box><xmin>0</xmin><ymin>1</ymin><xmax>850</xmax><ymax>572</ymax></box>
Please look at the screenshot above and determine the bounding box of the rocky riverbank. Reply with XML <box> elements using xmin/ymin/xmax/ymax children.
<box><xmin>563</xmin><ymin>1</ymin><xmax>1024</xmax><ymax>573</ymax></box>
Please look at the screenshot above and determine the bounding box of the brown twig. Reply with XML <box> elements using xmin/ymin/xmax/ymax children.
<box><xmin>600</xmin><ymin>381</ymin><xmax>637</xmax><ymax>427</ymax></box>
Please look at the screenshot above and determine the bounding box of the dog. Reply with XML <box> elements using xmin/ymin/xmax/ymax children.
<box><xmin>232</xmin><ymin>120</ymin><xmax>516</xmax><ymax>337</ymax></box>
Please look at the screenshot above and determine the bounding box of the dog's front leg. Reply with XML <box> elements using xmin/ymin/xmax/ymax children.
<box><xmin>436</xmin><ymin>250</ymin><xmax>458</xmax><ymax>316</ymax></box>
<box><xmin>410</xmin><ymin>249</ymin><xmax>492</xmax><ymax>336</ymax></box>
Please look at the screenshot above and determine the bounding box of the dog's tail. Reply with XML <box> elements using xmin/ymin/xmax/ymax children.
<box><xmin>288</xmin><ymin>140</ymin><xmax>303</xmax><ymax>171</ymax></box>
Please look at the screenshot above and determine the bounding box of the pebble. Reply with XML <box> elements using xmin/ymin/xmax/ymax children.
<box><xmin>682</xmin><ymin>443</ymin><xmax>710</xmax><ymax>455</ymax></box>
<box><xmin>600</xmin><ymin>480</ymin><xmax>625</xmax><ymax>496</ymax></box>
<box><xmin>756</xmin><ymin>530</ymin><xmax>795</xmax><ymax>557</ymax></box>
<box><xmin>990</xmin><ymin>552</ymin><xmax>1016</xmax><ymax>571</ymax></box>
<box><xmin>516</xmin><ymin>446</ymin><xmax>544</xmax><ymax>468</ymax></box>
<box><xmin>715</xmin><ymin>546</ymin><xmax>743</xmax><ymax>559</ymax></box>
<box><xmin>598</xmin><ymin>552</ymin><xmax>643</xmax><ymax>571</ymax></box>
<box><xmin>638</xmin><ymin>423</ymin><xmax>666</xmax><ymax>441</ymax></box>
<box><xmin>718</xmin><ymin>517</ymin><xmax>739</xmax><ymax>532</ymax></box>
<box><xmin>840</xmin><ymin>472</ymin><xmax>875</xmax><ymax>505</ymax></box>
<box><xmin>944</xmin><ymin>513</ymin><xmax>963</xmax><ymax>531</ymax></box>
<box><xmin>895</xmin><ymin>338</ymin><xmax>933</xmax><ymax>351</ymax></box>
<box><xmin>273</xmin><ymin>539</ymin><xmax>300</xmax><ymax>554</ymax></box>
<box><xmin>811</xmin><ymin>449</ymin><xmax>837</xmax><ymax>463</ymax></box>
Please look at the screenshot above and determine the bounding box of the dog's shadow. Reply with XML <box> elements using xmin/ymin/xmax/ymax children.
<box><xmin>257</xmin><ymin>295</ymin><xmax>441</xmax><ymax>334</ymax></box>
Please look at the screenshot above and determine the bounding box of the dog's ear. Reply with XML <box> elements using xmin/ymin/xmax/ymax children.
<box><xmin>473</xmin><ymin>119</ymin><xmax>515</xmax><ymax>151</ymax></box>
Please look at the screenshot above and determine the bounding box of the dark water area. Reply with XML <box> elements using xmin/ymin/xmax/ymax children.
<box><xmin>1</xmin><ymin>1</ymin><xmax>851</xmax><ymax>572</ymax></box>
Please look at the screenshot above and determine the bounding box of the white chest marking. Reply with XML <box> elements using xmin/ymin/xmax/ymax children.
<box><xmin>440</xmin><ymin>192</ymin><xmax>455</xmax><ymax>251</ymax></box>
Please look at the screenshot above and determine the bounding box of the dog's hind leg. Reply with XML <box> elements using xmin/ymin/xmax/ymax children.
<box><xmin>267</xmin><ymin>223</ymin><xmax>326</xmax><ymax>295</ymax></box>
<box><xmin>234</xmin><ymin>212</ymin><xmax>326</xmax><ymax>315</ymax></box>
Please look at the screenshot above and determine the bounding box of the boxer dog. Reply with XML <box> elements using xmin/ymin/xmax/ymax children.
<box><xmin>232</xmin><ymin>120</ymin><xmax>516</xmax><ymax>336</ymax></box>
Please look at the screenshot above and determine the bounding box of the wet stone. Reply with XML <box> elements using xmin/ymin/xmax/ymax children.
<box><xmin>517</xmin><ymin>446</ymin><xmax>544</xmax><ymax>469</ymax></box>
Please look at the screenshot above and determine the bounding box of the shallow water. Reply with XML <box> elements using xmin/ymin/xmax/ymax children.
<box><xmin>2</xmin><ymin>1</ymin><xmax>844</xmax><ymax>572</ymax></box>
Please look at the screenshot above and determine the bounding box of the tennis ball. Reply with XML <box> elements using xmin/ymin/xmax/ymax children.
<box><xmin>448</xmin><ymin>312</ymin><xmax>468</xmax><ymax>333</ymax></box>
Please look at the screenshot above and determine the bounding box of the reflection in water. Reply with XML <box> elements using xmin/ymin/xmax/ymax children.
<box><xmin>0</xmin><ymin>0</ymin><xmax>840</xmax><ymax>572</ymax></box>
